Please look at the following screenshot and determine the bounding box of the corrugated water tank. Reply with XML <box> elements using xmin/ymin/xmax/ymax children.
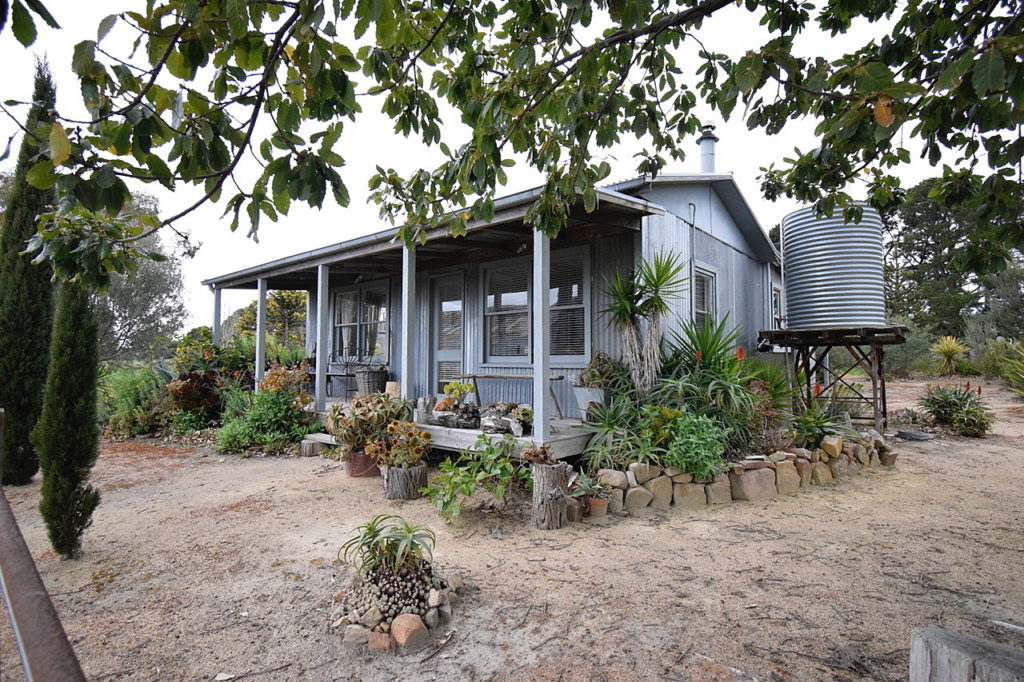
<box><xmin>781</xmin><ymin>204</ymin><xmax>887</xmax><ymax>329</ymax></box>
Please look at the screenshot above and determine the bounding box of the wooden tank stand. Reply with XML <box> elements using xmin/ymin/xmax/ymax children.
<box><xmin>759</xmin><ymin>326</ymin><xmax>908</xmax><ymax>432</ymax></box>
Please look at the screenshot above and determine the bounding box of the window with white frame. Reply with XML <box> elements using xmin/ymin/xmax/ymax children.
<box><xmin>772</xmin><ymin>287</ymin><xmax>783</xmax><ymax>328</ymax></box>
<box><xmin>693</xmin><ymin>270</ymin><xmax>716</xmax><ymax>328</ymax></box>
<box><xmin>483</xmin><ymin>251</ymin><xmax>589</xmax><ymax>363</ymax></box>
<box><xmin>333</xmin><ymin>282</ymin><xmax>389</xmax><ymax>359</ymax></box>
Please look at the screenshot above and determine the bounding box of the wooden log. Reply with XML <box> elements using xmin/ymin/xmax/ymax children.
<box><xmin>381</xmin><ymin>464</ymin><xmax>429</xmax><ymax>500</ymax></box>
<box><xmin>531</xmin><ymin>462</ymin><xmax>571</xmax><ymax>530</ymax></box>
<box><xmin>300</xmin><ymin>440</ymin><xmax>322</xmax><ymax>458</ymax></box>
<box><xmin>910</xmin><ymin>627</ymin><xmax>1024</xmax><ymax>682</ymax></box>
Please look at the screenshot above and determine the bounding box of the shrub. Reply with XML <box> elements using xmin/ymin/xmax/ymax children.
<box><xmin>325</xmin><ymin>393</ymin><xmax>410</xmax><ymax>453</ymax></box>
<box><xmin>659</xmin><ymin>413</ymin><xmax>729</xmax><ymax>480</ymax></box>
<box><xmin>172</xmin><ymin>410</ymin><xmax>209</xmax><ymax>435</ymax></box>
<box><xmin>168</xmin><ymin>370</ymin><xmax>221</xmax><ymax>417</ymax></box>
<box><xmin>425</xmin><ymin>434</ymin><xmax>529</xmax><ymax>523</ymax></box>
<box><xmin>339</xmin><ymin>515</ymin><xmax>436</xmax><ymax>574</ymax></box>
<box><xmin>885</xmin><ymin>316</ymin><xmax>933</xmax><ymax>378</ymax></box>
<box><xmin>791</xmin><ymin>401</ymin><xmax>853</xmax><ymax>449</ymax></box>
<box><xmin>173</xmin><ymin>337</ymin><xmax>249</xmax><ymax>375</ymax></box>
<box><xmin>931</xmin><ymin>336</ymin><xmax>969</xmax><ymax>376</ymax></box>
<box><xmin>1004</xmin><ymin>347</ymin><xmax>1024</xmax><ymax>398</ymax></box>
<box><xmin>259</xmin><ymin>364</ymin><xmax>312</xmax><ymax>408</ymax></box>
<box><xmin>918</xmin><ymin>383</ymin><xmax>994</xmax><ymax>437</ymax></box>
<box><xmin>367</xmin><ymin>420</ymin><xmax>432</xmax><ymax>468</ymax></box>
<box><xmin>974</xmin><ymin>338</ymin><xmax>1017</xmax><ymax>379</ymax></box>
<box><xmin>101</xmin><ymin>364</ymin><xmax>176</xmax><ymax>438</ymax></box>
<box><xmin>215</xmin><ymin>389</ymin><xmax>317</xmax><ymax>454</ymax></box>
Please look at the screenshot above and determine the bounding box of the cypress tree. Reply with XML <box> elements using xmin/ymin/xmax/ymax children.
<box><xmin>0</xmin><ymin>62</ymin><xmax>56</xmax><ymax>485</ymax></box>
<box><xmin>31</xmin><ymin>281</ymin><xmax>101</xmax><ymax>559</ymax></box>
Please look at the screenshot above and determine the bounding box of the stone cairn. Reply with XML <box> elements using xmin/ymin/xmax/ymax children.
<box><xmin>331</xmin><ymin>562</ymin><xmax>464</xmax><ymax>655</ymax></box>
<box><xmin>564</xmin><ymin>429</ymin><xmax>897</xmax><ymax>521</ymax></box>
<box><xmin>416</xmin><ymin>395</ymin><xmax>481</xmax><ymax>429</ymax></box>
<box><xmin>479</xmin><ymin>402</ymin><xmax>532</xmax><ymax>437</ymax></box>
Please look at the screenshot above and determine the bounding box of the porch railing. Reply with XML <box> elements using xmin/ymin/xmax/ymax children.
<box><xmin>0</xmin><ymin>408</ymin><xmax>87</xmax><ymax>681</ymax></box>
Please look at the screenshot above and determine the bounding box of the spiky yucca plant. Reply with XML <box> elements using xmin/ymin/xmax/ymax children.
<box><xmin>931</xmin><ymin>336</ymin><xmax>969</xmax><ymax>375</ymax></box>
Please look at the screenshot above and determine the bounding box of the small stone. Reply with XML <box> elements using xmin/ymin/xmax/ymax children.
<box><xmin>847</xmin><ymin>460</ymin><xmax>861</xmax><ymax>476</ymax></box>
<box><xmin>626</xmin><ymin>470</ymin><xmax>639</xmax><ymax>488</ymax></box>
<box><xmin>391</xmin><ymin>614</ymin><xmax>429</xmax><ymax>654</ymax></box>
<box><xmin>729</xmin><ymin>468</ymin><xmax>777</xmax><ymax>502</ymax></box>
<box><xmin>428</xmin><ymin>589</ymin><xmax>443</xmax><ymax>608</ymax></box>
<box><xmin>670</xmin><ymin>472</ymin><xmax>693</xmax><ymax>483</ymax></box>
<box><xmin>331</xmin><ymin>618</ymin><xmax>346</xmax><ymax>629</ymax></box>
<box><xmin>342</xmin><ymin>624</ymin><xmax>370</xmax><ymax>648</ymax></box>
<box><xmin>333</xmin><ymin>591</ymin><xmax>348</xmax><ymax>603</ymax></box>
<box><xmin>864</xmin><ymin>428</ymin><xmax>885</xmax><ymax>448</ymax></box>
<box><xmin>347</xmin><ymin>610</ymin><xmax>361</xmax><ymax>624</ymax></box>
<box><xmin>628</xmin><ymin>462</ymin><xmax>662</xmax><ymax>485</ymax></box>
<box><xmin>742</xmin><ymin>460</ymin><xmax>775</xmax><ymax>470</ymax></box>
<box><xmin>439</xmin><ymin>601</ymin><xmax>453</xmax><ymax>621</ymax></box>
<box><xmin>643</xmin><ymin>475</ymin><xmax>673</xmax><ymax>510</ymax></box>
<box><xmin>446</xmin><ymin>574</ymin><xmax>465</xmax><ymax>592</ymax></box>
<box><xmin>790</xmin><ymin>447</ymin><xmax>812</xmax><ymax>459</ymax></box>
<box><xmin>624</xmin><ymin>486</ymin><xmax>654</xmax><ymax>510</ymax></box>
<box><xmin>607</xmin><ymin>487</ymin><xmax>624</xmax><ymax>514</ymax></box>
<box><xmin>368</xmin><ymin>631</ymin><xmax>393</xmax><ymax>650</ymax></box>
<box><xmin>596</xmin><ymin>469</ymin><xmax>628</xmax><ymax>490</ymax></box>
<box><xmin>673</xmin><ymin>483</ymin><xmax>707</xmax><ymax>510</ymax></box>
<box><xmin>794</xmin><ymin>460</ymin><xmax>813</xmax><ymax>488</ymax></box>
<box><xmin>705</xmin><ymin>475</ymin><xmax>732</xmax><ymax>504</ymax></box>
<box><xmin>869</xmin><ymin>450</ymin><xmax>881</xmax><ymax>467</ymax></box>
<box><xmin>359</xmin><ymin>606</ymin><xmax>382</xmax><ymax>629</ymax></box>
<box><xmin>842</xmin><ymin>442</ymin><xmax>856</xmax><ymax>457</ymax></box>
<box><xmin>820</xmin><ymin>436</ymin><xmax>843</xmax><ymax>458</ymax></box>
<box><xmin>774</xmin><ymin>461</ymin><xmax>800</xmax><ymax>495</ymax></box>
<box><xmin>424</xmin><ymin>607</ymin><xmax>441</xmax><ymax>630</ymax></box>
<box><xmin>768</xmin><ymin>452</ymin><xmax>788</xmax><ymax>463</ymax></box>
<box><xmin>566</xmin><ymin>497</ymin><xmax>584</xmax><ymax>522</ymax></box>
<box><xmin>879</xmin><ymin>451</ymin><xmax>898</xmax><ymax>466</ymax></box>
<box><xmin>663</xmin><ymin>466</ymin><xmax>684</xmax><ymax>477</ymax></box>
<box><xmin>853</xmin><ymin>444</ymin><xmax>869</xmax><ymax>466</ymax></box>
<box><xmin>811</xmin><ymin>462</ymin><xmax>834</xmax><ymax>486</ymax></box>
<box><xmin>380</xmin><ymin>622</ymin><xmax>390</xmax><ymax>633</ymax></box>
<box><xmin>810</xmin><ymin>449</ymin><xmax>823</xmax><ymax>463</ymax></box>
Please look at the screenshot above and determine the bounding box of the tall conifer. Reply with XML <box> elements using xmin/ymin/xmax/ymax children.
<box><xmin>0</xmin><ymin>61</ymin><xmax>56</xmax><ymax>485</ymax></box>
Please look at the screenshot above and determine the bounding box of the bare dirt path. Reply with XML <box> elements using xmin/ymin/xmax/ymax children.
<box><xmin>2</xmin><ymin>379</ymin><xmax>1022</xmax><ymax>681</ymax></box>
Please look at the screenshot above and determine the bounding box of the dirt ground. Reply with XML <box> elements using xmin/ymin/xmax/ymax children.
<box><xmin>1</xmin><ymin>378</ymin><xmax>1022</xmax><ymax>682</ymax></box>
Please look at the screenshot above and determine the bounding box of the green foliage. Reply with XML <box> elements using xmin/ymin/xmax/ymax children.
<box><xmin>232</xmin><ymin>291</ymin><xmax>307</xmax><ymax>346</ymax></box>
<box><xmin>575</xmin><ymin>351</ymin><xmax>619</xmax><ymax>389</ymax></box>
<box><xmin>884</xmin><ymin>316</ymin><xmax>934</xmax><ymax>378</ymax></box>
<box><xmin>31</xmin><ymin>281</ymin><xmax>100</xmax><ymax>559</ymax></box>
<box><xmin>659</xmin><ymin>413</ymin><xmax>729</xmax><ymax>481</ymax></box>
<box><xmin>215</xmin><ymin>386</ymin><xmax>317</xmax><ymax>455</ymax></box>
<box><xmin>0</xmin><ymin>63</ymin><xmax>55</xmax><ymax>485</ymax></box>
<box><xmin>168</xmin><ymin>370</ymin><xmax>221</xmax><ymax>417</ymax></box>
<box><xmin>171</xmin><ymin>409</ymin><xmax>208</xmax><ymax>435</ymax></box>
<box><xmin>442</xmin><ymin>381</ymin><xmax>475</xmax><ymax>402</ymax></box>
<box><xmin>173</xmin><ymin>336</ymin><xmax>250</xmax><ymax>376</ymax></box>
<box><xmin>791</xmin><ymin>401</ymin><xmax>854</xmax><ymax>449</ymax></box>
<box><xmin>570</xmin><ymin>471</ymin><xmax>612</xmax><ymax>500</ymax></box>
<box><xmin>367</xmin><ymin>420</ymin><xmax>432</xmax><ymax>468</ymax></box>
<box><xmin>425</xmin><ymin>435</ymin><xmax>529</xmax><ymax>524</ymax></box>
<box><xmin>918</xmin><ymin>383</ymin><xmax>994</xmax><ymax>437</ymax></box>
<box><xmin>338</xmin><ymin>515</ymin><xmax>436</xmax><ymax>575</ymax></box>
<box><xmin>931</xmin><ymin>336</ymin><xmax>969</xmax><ymax>375</ymax></box>
<box><xmin>324</xmin><ymin>393</ymin><xmax>410</xmax><ymax>453</ymax></box>
<box><xmin>100</xmin><ymin>363</ymin><xmax>176</xmax><ymax>437</ymax></box>
<box><xmin>1002</xmin><ymin>345</ymin><xmax>1024</xmax><ymax>398</ymax></box>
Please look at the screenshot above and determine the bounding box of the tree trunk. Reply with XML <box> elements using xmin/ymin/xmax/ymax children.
<box><xmin>382</xmin><ymin>464</ymin><xmax>428</xmax><ymax>500</ymax></box>
<box><xmin>531</xmin><ymin>462</ymin><xmax>571</xmax><ymax>530</ymax></box>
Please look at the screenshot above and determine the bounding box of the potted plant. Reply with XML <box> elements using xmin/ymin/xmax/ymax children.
<box><xmin>573</xmin><ymin>352</ymin><xmax>616</xmax><ymax>419</ymax></box>
<box><xmin>430</xmin><ymin>381</ymin><xmax>480</xmax><ymax>428</ymax></box>
<box><xmin>571</xmin><ymin>471</ymin><xmax>613</xmax><ymax>517</ymax></box>
<box><xmin>324</xmin><ymin>393</ymin><xmax>409</xmax><ymax>477</ymax></box>
<box><xmin>368</xmin><ymin>421</ymin><xmax>432</xmax><ymax>499</ymax></box>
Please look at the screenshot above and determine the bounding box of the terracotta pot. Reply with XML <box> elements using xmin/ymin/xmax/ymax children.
<box><xmin>586</xmin><ymin>497</ymin><xmax>609</xmax><ymax>518</ymax></box>
<box><xmin>346</xmin><ymin>450</ymin><xmax>380</xmax><ymax>478</ymax></box>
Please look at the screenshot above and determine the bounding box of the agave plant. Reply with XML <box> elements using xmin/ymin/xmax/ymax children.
<box><xmin>338</xmin><ymin>515</ymin><xmax>436</xmax><ymax>574</ymax></box>
<box><xmin>931</xmin><ymin>336</ymin><xmax>969</xmax><ymax>376</ymax></box>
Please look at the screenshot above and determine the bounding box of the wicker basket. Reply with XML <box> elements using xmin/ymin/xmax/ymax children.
<box><xmin>355</xmin><ymin>368</ymin><xmax>389</xmax><ymax>395</ymax></box>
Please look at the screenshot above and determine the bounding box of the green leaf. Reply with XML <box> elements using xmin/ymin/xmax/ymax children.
<box><xmin>972</xmin><ymin>48</ymin><xmax>1006</xmax><ymax>95</ymax></box>
<box><xmin>11</xmin><ymin>1</ymin><xmax>37</xmax><ymax>46</ymax></box>
<box><xmin>48</xmin><ymin>122</ymin><xmax>71</xmax><ymax>165</ymax></box>
<box><xmin>97</xmin><ymin>13</ymin><xmax>117</xmax><ymax>42</ymax></box>
<box><xmin>26</xmin><ymin>160</ymin><xmax>57</xmax><ymax>189</ymax></box>
<box><xmin>72</xmin><ymin>40</ymin><xmax>98</xmax><ymax>76</ymax></box>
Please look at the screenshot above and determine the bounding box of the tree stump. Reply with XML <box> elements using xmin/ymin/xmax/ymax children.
<box><xmin>300</xmin><ymin>440</ymin><xmax>322</xmax><ymax>457</ymax></box>
<box><xmin>382</xmin><ymin>464</ymin><xmax>429</xmax><ymax>500</ymax></box>
<box><xmin>531</xmin><ymin>462</ymin><xmax>571</xmax><ymax>530</ymax></box>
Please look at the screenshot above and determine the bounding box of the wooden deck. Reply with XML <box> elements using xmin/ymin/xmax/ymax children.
<box><xmin>306</xmin><ymin>419</ymin><xmax>593</xmax><ymax>460</ymax></box>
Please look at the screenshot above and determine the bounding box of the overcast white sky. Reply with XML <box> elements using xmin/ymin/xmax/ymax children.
<box><xmin>0</xmin><ymin>3</ymin><xmax>944</xmax><ymax>329</ymax></box>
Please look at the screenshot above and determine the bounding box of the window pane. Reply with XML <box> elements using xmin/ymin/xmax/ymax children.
<box><xmin>488</xmin><ymin>312</ymin><xmax>529</xmax><ymax>357</ymax></box>
<box><xmin>551</xmin><ymin>308</ymin><xmax>585</xmax><ymax>356</ymax></box>
<box><xmin>487</xmin><ymin>269</ymin><xmax>529</xmax><ymax>313</ymax></box>
<box><xmin>335</xmin><ymin>292</ymin><xmax>358</xmax><ymax>325</ymax></box>
<box><xmin>438</xmin><ymin>281</ymin><xmax>463</xmax><ymax>351</ymax></box>
<box><xmin>363</xmin><ymin>287</ymin><xmax>388</xmax><ymax>323</ymax></box>
<box><xmin>363</xmin><ymin>323</ymin><xmax>388</xmax><ymax>357</ymax></box>
<box><xmin>335</xmin><ymin>325</ymin><xmax>358</xmax><ymax>356</ymax></box>
<box><xmin>550</xmin><ymin>258</ymin><xmax>584</xmax><ymax>307</ymax></box>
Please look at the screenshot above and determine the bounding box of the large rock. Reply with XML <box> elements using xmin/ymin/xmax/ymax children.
<box><xmin>607</xmin><ymin>487</ymin><xmax>624</xmax><ymax>514</ymax></box>
<box><xmin>391</xmin><ymin>614</ymin><xmax>429</xmax><ymax>654</ymax></box>
<box><xmin>852</xmin><ymin>444</ymin><xmax>869</xmax><ymax>466</ymax></box>
<box><xmin>624</xmin><ymin>486</ymin><xmax>654</xmax><ymax>510</ymax></box>
<box><xmin>705</xmin><ymin>475</ymin><xmax>732</xmax><ymax>504</ymax></box>
<box><xmin>729</xmin><ymin>468</ymin><xmax>777</xmax><ymax>502</ymax></box>
<box><xmin>789</xmin><ymin>447</ymin><xmax>812</xmax><ymax>459</ymax></box>
<box><xmin>673</xmin><ymin>483</ymin><xmax>707</xmax><ymax>510</ymax></box>
<box><xmin>879</xmin><ymin>450</ymin><xmax>898</xmax><ymax>466</ymax></box>
<box><xmin>820</xmin><ymin>435</ymin><xmax>843</xmax><ymax>458</ymax></box>
<box><xmin>597</xmin><ymin>469</ymin><xmax>629</xmax><ymax>490</ymax></box>
<box><xmin>794</xmin><ymin>460</ymin><xmax>813</xmax><ymax>487</ymax></box>
<box><xmin>869</xmin><ymin>450</ymin><xmax>881</xmax><ymax>467</ymax></box>
<box><xmin>566</xmin><ymin>497</ymin><xmax>584</xmax><ymax>522</ymax></box>
<box><xmin>670</xmin><ymin>472</ymin><xmax>693</xmax><ymax>483</ymax></box>
<box><xmin>828</xmin><ymin>454</ymin><xmax>848</xmax><ymax>479</ymax></box>
<box><xmin>342</xmin><ymin>624</ymin><xmax>370</xmax><ymax>648</ymax></box>
<box><xmin>643</xmin><ymin>475</ymin><xmax>673</xmax><ymax>509</ymax></box>
<box><xmin>774</xmin><ymin>461</ymin><xmax>800</xmax><ymax>495</ymax></box>
<box><xmin>628</xmin><ymin>462</ymin><xmax>662</xmax><ymax>485</ymax></box>
<box><xmin>847</xmin><ymin>460</ymin><xmax>861</xmax><ymax>476</ymax></box>
<box><xmin>864</xmin><ymin>429</ymin><xmax>885</xmax><ymax>449</ymax></box>
<box><xmin>811</xmin><ymin>462</ymin><xmax>834</xmax><ymax>486</ymax></box>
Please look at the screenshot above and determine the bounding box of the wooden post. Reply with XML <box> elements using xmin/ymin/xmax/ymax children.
<box><xmin>400</xmin><ymin>246</ymin><xmax>416</xmax><ymax>401</ymax></box>
<box><xmin>255</xmin><ymin>278</ymin><xmax>268</xmax><ymax>388</ymax></box>
<box><xmin>531</xmin><ymin>462</ymin><xmax>571</xmax><ymax>530</ymax></box>
<box><xmin>870</xmin><ymin>343</ymin><xmax>882</xmax><ymax>433</ymax></box>
<box><xmin>314</xmin><ymin>265</ymin><xmax>330</xmax><ymax>413</ymax></box>
<box><xmin>532</xmin><ymin>229</ymin><xmax>551</xmax><ymax>442</ymax></box>
<box><xmin>211</xmin><ymin>287</ymin><xmax>222</xmax><ymax>345</ymax></box>
<box><xmin>305</xmin><ymin>288</ymin><xmax>317</xmax><ymax>358</ymax></box>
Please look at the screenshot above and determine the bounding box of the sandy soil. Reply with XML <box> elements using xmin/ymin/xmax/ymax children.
<box><xmin>1</xmin><ymin>379</ymin><xmax>1022</xmax><ymax>682</ymax></box>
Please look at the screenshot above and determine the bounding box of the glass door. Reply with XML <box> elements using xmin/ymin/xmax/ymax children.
<box><xmin>431</xmin><ymin>275</ymin><xmax>464</xmax><ymax>394</ymax></box>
